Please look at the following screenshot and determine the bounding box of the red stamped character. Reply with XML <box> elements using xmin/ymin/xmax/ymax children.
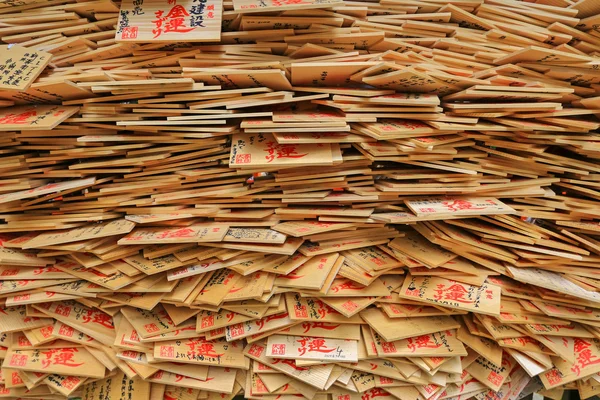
<box><xmin>39</xmin><ymin>326</ymin><xmax>53</xmax><ymax>338</ymax></box>
<box><xmin>130</xmin><ymin>329</ymin><xmax>140</xmax><ymax>342</ymax></box>
<box><xmin>121</xmin><ymin>26</ymin><xmax>138</xmax><ymax>39</ymax></box>
<box><xmin>271</xmin><ymin>344</ymin><xmax>286</xmax><ymax>355</ymax></box>
<box><xmin>201</xmin><ymin>315</ymin><xmax>214</xmax><ymax>328</ymax></box>
<box><xmin>544</xmin><ymin>369</ymin><xmax>562</xmax><ymax>386</ymax></box>
<box><xmin>341</xmin><ymin>300</ymin><xmax>358</xmax><ymax>312</ymax></box>
<box><xmin>236</xmin><ymin>154</ymin><xmax>251</xmax><ymax>164</ymax></box>
<box><xmin>121</xmin><ymin>351</ymin><xmax>137</xmax><ymax>359</ymax></box>
<box><xmin>160</xmin><ymin>346</ymin><xmax>175</xmax><ymax>358</ymax></box>
<box><xmin>144</xmin><ymin>323</ymin><xmax>160</xmax><ymax>333</ymax></box>
<box><xmin>487</xmin><ymin>371</ymin><xmax>503</xmax><ymax>386</ymax></box>
<box><xmin>381</xmin><ymin>342</ymin><xmax>396</xmax><ymax>354</ymax></box>
<box><xmin>18</xmin><ymin>336</ymin><xmax>32</xmax><ymax>347</ymax></box>
<box><xmin>255</xmin><ymin>378</ymin><xmax>268</xmax><ymax>393</ymax></box>
<box><xmin>228</xmin><ymin>323</ymin><xmax>244</xmax><ymax>338</ymax></box>
<box><xmin>429</xmin><ymin>356</ymin><xmax>445</xmax><ymax>366</ymax></box>
<box><xmin>423</xmin><ymin>384</ymin><xmax>437</xmax><ymax>394</ymax></box>
<box><xmin>153</xmin><ymin>371</ymin><xmax>164</xmax><ymax>380</ymax></box>
<box><xmin>11</xmin><ymin>372</ymin><xmax>23</xmax><ymax>385</ymax></box>
<box><xmin>9</xmin><ymin>354</ymin><xmax>28</xmax><ymax>367</ymax></box>
<box><xmin>61</xmin><ymin>376</ymin><xmax>80</xmax><ymax>390</ymax></box>
<box><xmin>54</xmin><ymin>304</ymin><xmax>71</xmax><ymax>317</ymax></box>
<box><xmin>248</xmin><ymin>344</ymin><xmax>264</xmax><ymax>357</ymax></box>
<box><xmin>294</xmin><ymin>305</ymin><xmax>308</xmax><ymax>318</ymax></box>
<box><xmin>58</xmin><ymin>324</ymin><xmax>74</xmax><ymax>337</ymax></box>
<box><xmin>13</xmin><ymin>294</ymin><xmax>30</xmax><ymax>302</ymax></box>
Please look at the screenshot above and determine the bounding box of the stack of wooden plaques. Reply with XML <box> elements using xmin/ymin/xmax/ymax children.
<box><xmin>1</xmin><ymin>0</ymin><xmax>600</xmax><ymax>399</ymax></box>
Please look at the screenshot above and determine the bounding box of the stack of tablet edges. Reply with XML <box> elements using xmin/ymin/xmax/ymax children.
<box><xmin>0</xmin><ymin>0</ymin><xmax>600</xmax><ymax>399</ymax></box>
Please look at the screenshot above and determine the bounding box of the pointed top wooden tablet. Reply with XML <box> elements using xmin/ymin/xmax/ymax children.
<box><xmin>116</xmin><ymin>0</ymin><xmax>223</xmax><ymax>42</ymax></box>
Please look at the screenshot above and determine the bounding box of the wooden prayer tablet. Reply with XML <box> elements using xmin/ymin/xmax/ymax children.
<box><xmin>0</xmin><ymin>45</ymin><xmax>52</xmax><ymax>92</ymax></box>
<box><xmin>359</xmin><ymin>308</ymin><xmax>460</xmax><ymax>342</ymax></box>
<box><xmin>0</xmin><ymin>177</ymin><xmax>95</xmax><ymax>204</ymax></box>
<box><xmin>398</xmin><ymin>275</ymin><xmax>502</xmax><ymax>316</ymax></box>
<box><xmin>405</xmin><ymin>197</ymin><xmax>515</xmax><ymax>217</ymax></box>
<box><xmin>118</xmin><ymin>223</ymin><xmax>229</xmax><ymax>244</ymax></box>
<box><xmin>265</xmin><ymin>334</ymin><xmax>358</xmax><ymax>361</ymax></box>
<box><xmin>22</xmin><ymin>220</ymin><xmax>136</xmax><ymax>249</ymax></box>
<box><xmin>0</xmin><ymin>105</ymin><xmax>79</xmax><ymax>131</ymax></box>
<box><xmin>273</xmin><ymin>132</ymin><xmax>372</xmax><ymax>143</ymax></box>
<box><xmin>229</xmin><ymin>132</ymin><xmax>334</xmax><ymax>168</ymax></box>
<box><xmin>3</xmin><ymin>347</ymin><xmax>106</xmax><ymax>378</ymax></box>
<box><xmin>184</xmin><ymin>71</ymin><xmax>293</xmax><ymax>92</ymax></box>
<box><xmin>116</xmin><ymin>0</ymin><xmax>223</xmax><ymax>42</ymax></box>
<box><xmin>223</xmin><ymin>227</ymin><xmax>287</xmax><ymax>244</ymax></box>
<box><xmin>232</xmin><ymin>0</ymin><xmax>342</xmax><ymax>13</ymax></box>
<box><xmin>335</xmin><ymin>93</ymin><xmax>440</xmax><ymax>106</ymax></box>
<box><xmin>389</xmin><ymin>231</ymin><xmax>457</xmax><ymax>268</ymax></box>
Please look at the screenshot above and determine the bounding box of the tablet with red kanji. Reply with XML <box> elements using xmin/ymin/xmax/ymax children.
<box><xmin>116</xmin><ymin>0</ymin><xmax>222</xmax><ymax>42</ymax></box>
